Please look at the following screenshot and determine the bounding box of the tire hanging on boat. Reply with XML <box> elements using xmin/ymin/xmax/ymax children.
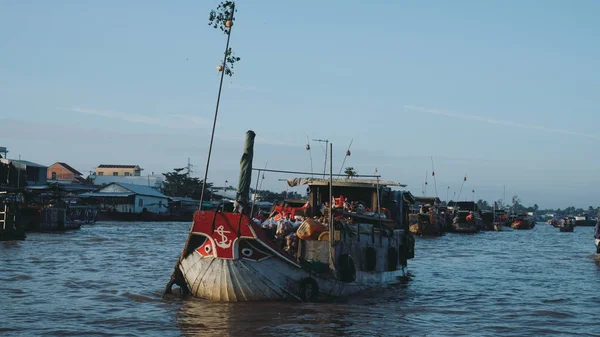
<box><xmin>364</xmin><ymin>246</ymin><xmax>377</xmax><ymax>271</ymax></box>
<box><xmin>387</xmin><ymin>247</ymin><xmax>398</xmax><ymax>271</ymax></box>
<box><xmin>299</xmin><ymin>277</ymin><xmax>319</xmax><ymax>302</ymax></box>
<box><xmin>337</xmin><ymin>254</ymin><xmax>356</xmax><ymax>283</ymax></box>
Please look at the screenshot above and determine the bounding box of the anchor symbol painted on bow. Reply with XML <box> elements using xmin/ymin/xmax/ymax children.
<box><xmin>214</xmin><ymin>225</ymin><xmax>232</xmax><ymax>249</ymax></box>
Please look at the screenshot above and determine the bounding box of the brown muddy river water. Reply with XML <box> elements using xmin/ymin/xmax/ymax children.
<box><xmin>2</xmin><ymin>222</ymin><xmax>599</xmax><ymax>336</ymax></box>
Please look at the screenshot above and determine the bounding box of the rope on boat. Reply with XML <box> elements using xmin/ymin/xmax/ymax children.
<box><xmin>252</xmin><ymin>168</ymin><xmax>381</xmax><ymax>178</ymax></box>
<box><xmin>456</xmin><ymin>173</ymin><xmax>467</xmax><ymax>202</ymax></box>
<box><xmin>431</xmin><ymin>156</ymin><xmax>438</xmax><ymax>198</ymax></box>
<box><xmin>306</xmin><ymin>136</ymin><xmax>314</xmax><ymax>178</ymax></box>
<box><xmin>337</xmin><ymin>138</ymin><xmax>353</xmax><ymax>176</ymax></box>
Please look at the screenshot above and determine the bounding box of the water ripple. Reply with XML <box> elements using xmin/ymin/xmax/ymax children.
<box><xmin>1</xmin><ymin>222</ymin><xmax>599</xmax><ymax>336</ymax></box>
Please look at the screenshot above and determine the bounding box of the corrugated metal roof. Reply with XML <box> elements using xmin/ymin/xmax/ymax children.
<box><xmin>79</xmin><ymin>192</ymin><xmax>135</xmax><ymax>198</ymax></box>
<box><xmin>2</xmin><ymin>159</ymin><xmax>47</xmax><ymax>168</ymax></box>
<box><xmin>109</xmin><ymin>182</ymin><xmax>168</xmax><ymax>198</ymax></box>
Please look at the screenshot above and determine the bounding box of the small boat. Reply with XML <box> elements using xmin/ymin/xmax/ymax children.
<box><xmin>494</xmin><ymin>210</ymin><xmax>510</xmax><ymax>227</ymax></box>
<box><xmin>559</xmin><ymin>225</ymin><xmax>574</xmax><ymax>232</ymax></box>
<box><xmin>449</xmin><ymin>201</ymin><xmax>482</xmax><ymax>233</ymax></box>
<box><xmin>556</xmin><ymin>217</ymin><xmax>575</xmax><ymax>232</ymax></box>
<box><xmin>575</xmin><ymin>215</ymin><xmax>597</xmax><ymax>226</ymax></box>
<box><xmin>493</xmin><ymin>222</ymin><xmax>503</xmax><ymax>231</ymax></box>
<box><xmin>480</xmin><ymin>211</ymin><xmax>495</xmax><ymax>231</ymax></box>
<box><xmin>451</xmin><ymin>210</ymin><xmax>480</xmax><ymax>233</ymax></box>
<box><xmin>408</xmin><ymin>197</ymin><xmax>445</xmax><ymax>236</ymax></box>
<box><xmin>511</xmin><ymin>214</ymin><xmax>535</xmax><ymax>230</ymax></box>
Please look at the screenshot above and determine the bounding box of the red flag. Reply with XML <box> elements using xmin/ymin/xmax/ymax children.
<box><xmin>432</xmin><ymin>171</ymin><xmax>435</xmax><ymax>176</ymax></box>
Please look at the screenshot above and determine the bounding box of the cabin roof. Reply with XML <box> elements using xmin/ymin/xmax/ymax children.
<box><xmin>286</xmin><ymin>177</ymin><xmax>406</xmax><ymax>188</ymax></box>
<box><xmin>414</xmin><ymin>196</ymin><xmax>441</xmax><ymax>204</ymax></box>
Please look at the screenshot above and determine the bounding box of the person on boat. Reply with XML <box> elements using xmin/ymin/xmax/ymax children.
<box><xmin>343</xmin><ymin>198</ymin><xmax>350</xmax><ymax>212</ymax></box>
<box><xmin>466</xmin><ymin>212</ymin><xmax>474</xmax><ymax>222</ymax></box>
<box><xmin>594</xmin><ymin>216</ymin><xmax>600</xmax><ymax>239</ymax></box>
<box><xmin>321</xmin><ymin>202</ymin><xmax>330</xmax><ymax>219</ymax></box>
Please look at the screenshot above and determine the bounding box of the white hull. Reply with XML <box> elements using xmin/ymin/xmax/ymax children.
<box><xmin>179</xmin><ymin>249</ymin><xmax>406</xmax><ymax>302</ymax></box>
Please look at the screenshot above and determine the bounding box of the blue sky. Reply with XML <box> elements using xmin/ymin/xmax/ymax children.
<box><xmin>1</xmin><ymin>0</ymin><xmax>599</xmax><ymax>209</ymax></box>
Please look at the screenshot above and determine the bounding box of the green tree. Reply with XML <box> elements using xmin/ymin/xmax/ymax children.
<box><xmin>476</xmin><ymin>199</ymin><xmax>490</xmax><ymax>211</ymax></box>
<box><xmin>162</xmin><ymin>168</ymin><xmax>212</xmax><ymax>200</ymax></box>
<box><xmin>344</xmin><ymin>167</ymin><xmax>358</xmax><ymax>178</ymax></box>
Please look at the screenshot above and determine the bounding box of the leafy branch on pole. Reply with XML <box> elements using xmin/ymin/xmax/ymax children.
<box><xmin>208</xmin><ymin>1</ymin><xmax>241</xmax><ymax>77</ymax></box>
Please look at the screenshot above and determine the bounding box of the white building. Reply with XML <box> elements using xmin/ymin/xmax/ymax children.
<box><xmin>92</xmin><ymin>174</ymin><xmax>165</xmax><ymax>190</ymax></box>
<box><xmin>79</xmin><ymin>182</ymin><xmax>170</xmax><ymax>214</ymax></box>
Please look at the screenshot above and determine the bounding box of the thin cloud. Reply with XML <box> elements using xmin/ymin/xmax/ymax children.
<box><xmin>60</xmin><ymin>107</ymin><xmax>212</xmax><ymax>129</ymax></box>
<box><xmin>405</xmin><ymin>105</ymin><xmax>597</xmax><ymax>139</ymax></box>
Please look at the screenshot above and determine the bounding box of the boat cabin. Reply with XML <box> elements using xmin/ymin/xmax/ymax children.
<box><xmin>286</xmin><ymin>177</ymin><xmax>412</xmax><ymax>228</ymax></box>
<box><xmin>411</xmin><ymin>196</ymin><xmax>442</xmax><ymax>213</ymax></box>
<box><xmin>454</xmin><ymin>201</ymin><xmax>478</xmax><ymax>212</ymax></box>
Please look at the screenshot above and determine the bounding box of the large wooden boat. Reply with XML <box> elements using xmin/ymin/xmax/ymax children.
<box><xmin>166</xmin><ymin>131</ymin><xmax>416</xmax><ymax>302</ymax></box>
<box><xmin>409</xmin><ymin>197</ymin><xmax>445</xmax><ymax>236</ymax></box>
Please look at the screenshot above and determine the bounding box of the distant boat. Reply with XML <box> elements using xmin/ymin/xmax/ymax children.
<box><xmin>452</xmin><ymin>210</ymin><xmax>480</xmax><ymax>233</ymax></box>
<box><xmin>409</xmin><ymin>197</ymin><xmax>445</xmax><ymax>236</ymax></box>
<box><xmin>575</xmin><ymin>215</ymin><xmax>597</xmax><ymax>226</ymax></box>
<box><xmin>511</xmin><ymin>214</ymin><xmax>535</xmax><ymax>230</ymax></box>
<box><xmin>451</xmin><ymin>201</ymin><xmax>481</xmax><ymax>233</ymax></box>
<box><xmin>559</xmin><ymin>225</ymin><xmax>574</xmax><ymax>232</ymax></box>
